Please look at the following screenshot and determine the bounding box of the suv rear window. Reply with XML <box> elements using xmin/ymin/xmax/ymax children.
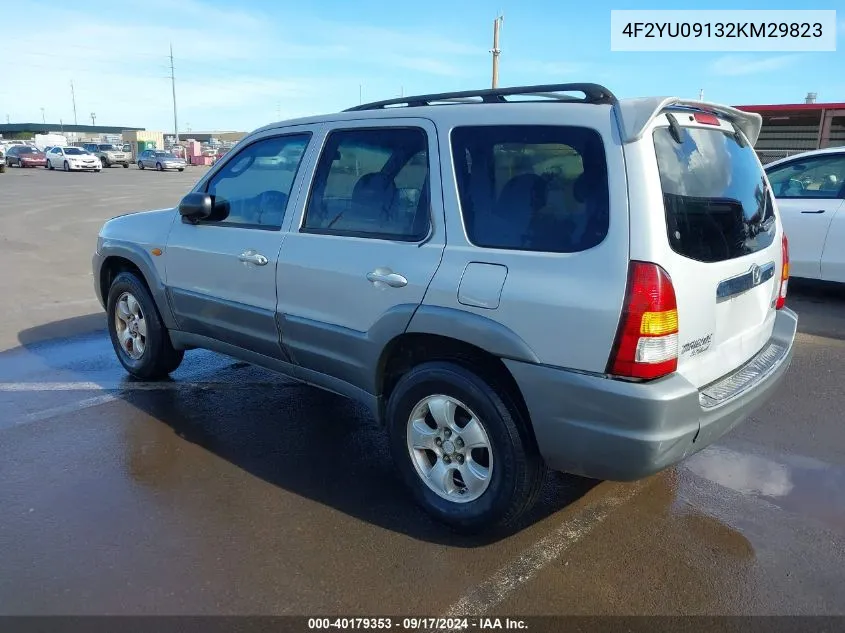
<box><xmin>653</xmin><ymin>123</ymin><xmax>776</xmax><ymax>263</ymax></box>
<box><xmin>451</xmin><ymin>125</ymin><xmax>609</xmax><ymax>253</ymax></box>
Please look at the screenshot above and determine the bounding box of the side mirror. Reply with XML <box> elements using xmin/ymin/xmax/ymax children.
<box><xmin>178</xmin><ymin>192</ymin><xmax>213</xmax><ymax>223</ymax></box>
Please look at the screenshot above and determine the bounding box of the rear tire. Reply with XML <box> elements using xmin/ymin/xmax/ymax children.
<box><xmin>156</xmin><ymin>162</ymin><xmax>163</xmax><ymax>171</ymax></box>
<box><xmin>386</xmin><ymin>361</ymin><xmax>545</xmax><ymax>534</ymax></box>
<box><xmin>138</xmin><ymin>161</ymin><xmax>144</xmax><ymax>170</ymax></box>
<box><xmin>106</xmin><ymin>271</ymin><xmax>184</xmax><ymax>379</ymax></box>
<box><xmin>123</xmin><ymin>163</ymin><xmax>129</xmax><ymax>168</ymax></box>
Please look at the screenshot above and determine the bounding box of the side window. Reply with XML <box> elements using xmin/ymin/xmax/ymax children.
<box><xmin>204</xmin><ymin>133</ymin><xmax>310</xmax><ymax>229</ymax></box>
<box><xmin>302</xmin><ymin>127</ymin><xmax>430</xmax><ymax>241</ymax></box>
<box><xmin>767</xmin><ymin>156</ymin><xmax>845</xmax><ymax>199</ymax></box>
<box><xmin>450</xmin><ymin>125</ymin><xmax>609</xmax><ymax>253</ymax></box>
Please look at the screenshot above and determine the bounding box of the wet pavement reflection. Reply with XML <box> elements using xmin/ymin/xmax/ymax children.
<box><xmin>2</xmin><ymin>286</ymin><xmax>845</xmax><ymax>615</ymax></box>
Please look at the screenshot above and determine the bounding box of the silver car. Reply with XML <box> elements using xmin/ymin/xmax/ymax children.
<box><xmin>92</xmin><ymin>82</ymin><xmax>797</xmax><ymax>533</ymax></box>
<box><xmin>137</xmin><ymin>149</ymin><xmax>186</xmax><ymax>171</ymax></box>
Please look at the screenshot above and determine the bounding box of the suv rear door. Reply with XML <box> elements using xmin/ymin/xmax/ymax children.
<box><xmin>627</xmin><ymin>109</ymin><xmax>786</xmax><ymax>389</ymax></box>
<box><xmin>276</xmin><ymin>118</ymin><xmax>445</xmax><ymax>394</ymax></box>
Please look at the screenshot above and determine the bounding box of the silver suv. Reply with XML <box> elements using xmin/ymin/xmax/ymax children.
<box><xmin>84</xmin><ymin>143</ymin><xmax>130</xmax><ymax>168</ymax></box>
<box><xmin>93</xmin><ymin>83</ymin><xmax>797</xmax><ymax>532</ymax></box>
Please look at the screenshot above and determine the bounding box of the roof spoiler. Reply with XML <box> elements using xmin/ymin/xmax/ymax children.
<box><xmin>615</xmin><ymin>97</ymin><xmax>763</xmax><ymax>146</ymax></box>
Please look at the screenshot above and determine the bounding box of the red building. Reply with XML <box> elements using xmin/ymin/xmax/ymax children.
<box><xmin>734</xmin><ymin>100</ymin><xmax>845</xmax><ymax>164</ymax></box>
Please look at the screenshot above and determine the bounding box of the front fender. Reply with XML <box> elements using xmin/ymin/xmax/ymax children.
<box><xmin>94</xmin><ymin>209</ymin><xmax>178</xmax><ymax>328</ymax></box>
<box><xmin>95</xmin><ymin>239</ymin><xmax>178</xmax><ymax>329</ymax></box>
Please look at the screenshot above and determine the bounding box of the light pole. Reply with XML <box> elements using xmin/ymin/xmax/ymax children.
<box><xmin>90</xmin><ymin>112</ymin><xmax>96</xmax><ymax>126</ymax></box>
<box><xmin>40</xmin><ymin>107</ymin><xmax>45</xmax><ymax>124</ymax></box>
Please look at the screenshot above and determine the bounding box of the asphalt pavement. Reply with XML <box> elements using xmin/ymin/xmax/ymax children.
<box><xmin>1</xmin><ymin>166</ymin><xmax>845</xmax><ymax>617</ymax></box>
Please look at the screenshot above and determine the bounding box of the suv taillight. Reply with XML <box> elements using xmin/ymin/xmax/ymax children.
<box><xmin>776</xmin><ymin>233</ymin><xmax>789</xmax><ymax>310</ymax></box>
<box><xmin>607</xmin><ymin>261</ymin><xmax>679</xmax><ymax>380</ymax></box>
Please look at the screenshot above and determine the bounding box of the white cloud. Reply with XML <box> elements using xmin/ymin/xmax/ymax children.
<box><xmin>0</xmin><ymin>1</ymin><xmax>483</xmax><ymax>131</ymax></box>
<box><xmin>507</xmin><ymin>60</ymin><xmax>588</xmax><ymax>76</ymax></box>
<box><xmin>709</xmin><ymin>54</ymin><xmax>801</xmax><ymax>77</ymax></box>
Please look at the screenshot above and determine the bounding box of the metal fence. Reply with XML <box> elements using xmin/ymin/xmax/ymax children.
<box><xmin>755</xmin><ymin>149</ymin><xmax>809</xmax><ymax>165</ymax></box>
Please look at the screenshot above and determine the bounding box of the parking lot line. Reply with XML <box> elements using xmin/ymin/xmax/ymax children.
<box><xmin>0</xmin><ymin>380</ymin><xmax>290</xmax><ymax>392</ymax></box>
<box><xmin>434</xmin><ymin>480</ymin><xmax>649</xmax><ymax>626</ymax></box>
<box><xmin>21</xmin><ymin>393</ymin><xmax>119</xmax><ymax>425</ymax></box>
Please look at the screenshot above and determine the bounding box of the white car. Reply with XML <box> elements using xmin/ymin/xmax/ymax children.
<box><xmin>765</xmin><ymin>146</ymin><xmax>845</xmax><ymax>283</ymax></box>
<box><xmin>46</xmin><ymin>146</ymin><xmax>101</xmax><ymax>172</ymax></box>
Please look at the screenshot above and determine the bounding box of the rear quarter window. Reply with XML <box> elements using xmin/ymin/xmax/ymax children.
<box><xmin>653</xmin><ymin>123</ymin><xmax>776</xmax><ymax>263</ymax></box>
<box><xmin>450</xmin><ymin>125</ymin><xmax>609</xmax><ymax>253</ymax></box>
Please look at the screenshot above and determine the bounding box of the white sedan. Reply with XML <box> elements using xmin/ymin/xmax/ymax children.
<box><xmin>766</xmin><ymin>146</ymin><xmax>845</xmax><ymax>283</ymax></box>
<box><xmin>45</xmin><ymin>146</ymin><xmax>101</xmax><ymax>172</ymax></box>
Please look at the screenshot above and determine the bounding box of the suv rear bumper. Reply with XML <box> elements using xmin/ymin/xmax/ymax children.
<box><xmin>504</xmin><ymin>308</ymin><xmax>798</xmax><ymax>481</ymax></box>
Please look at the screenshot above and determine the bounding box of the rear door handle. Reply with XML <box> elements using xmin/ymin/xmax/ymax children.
<box><xmin>366</xmin><ymin>269</ymin><xmax>408</xmax><ymax>288</ymax></box>
<box><xmin>801</xmin><ymin>210</ymin><xmax>826</xmax><ymax>214</ymax></box>
<box><xmin>238</xmin><ymin>250</ymin><xmax>268</xmax><ymax>266</ymax></box>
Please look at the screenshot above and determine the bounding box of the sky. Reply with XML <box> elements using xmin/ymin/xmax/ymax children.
<box><xmin>1</xmin><ymin>0</ymin><xmax>843</xmax><ymax>133</ymax></box>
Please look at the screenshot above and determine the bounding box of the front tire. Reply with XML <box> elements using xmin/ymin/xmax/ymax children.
<box><xmin>63</xmin><ymin>160</ymin><xmax>70</xmax><ymax>172</ymax></box>
<box><xmin>47</xmin><ymin>160</ymin><xmax>53</xmax><ymax>170</ymax></box>
<box><xmin>106</xmin><ymin>272</ymin><xmax>184</xmax><ymax>379</ymax></box>
<box><xmin>123</xmin><ymin>163</ymin><xmax>129</xmax><ymax>168</ymax></box>
<box><xmin>386</xmin><ymin>361</ymin><xmax>544</xmax><ymax>533</ymax></box>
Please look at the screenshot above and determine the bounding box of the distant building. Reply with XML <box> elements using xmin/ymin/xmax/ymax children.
<box><xmin>0</xmin><ymin>123</ymin><xmax>145</xmax><ymax>140</ymax></box>
<box><xmin>734</xmin><ymin>99</ymin><xmax>845</xmax><ymax>164</ymax></box>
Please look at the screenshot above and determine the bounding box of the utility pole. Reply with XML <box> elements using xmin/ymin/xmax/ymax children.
<box><xmin>359</xmin><ymin>84</ymin><xmax>362</xmax><ymax>105</ymax></box>
<box><xmin>91</xmin><ymin>112</ymin><xmax>96</xmax><ymax>126</ymax></box>
<box><xmin>491</xmin><ymin>13</ymin><xmax>504</xmax><ymax>89</ymax></box>
<box><xmin>698</xmin><ymin>88</ymin><xmax>704</xmax><ymax>101</ymax></box>
<box><xmin>70</xmin><ymin>81</ymin><xmax>78</xmax><ymax>125</ymax></box>
<box><xmin>40</xmin><ymin>107</ymin><xmax>45</xmax><ymax>124</ymax></box>
<box><xmin>169</xmin><ymin>44</ymin><xmax>179</xmax><ymax>145</ymax></box>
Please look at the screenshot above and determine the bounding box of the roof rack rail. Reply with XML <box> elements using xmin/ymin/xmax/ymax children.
<box><xmin>344</xmin><ymin>82</ymin><xmax>618</xmax><ymax>112</ymax></box>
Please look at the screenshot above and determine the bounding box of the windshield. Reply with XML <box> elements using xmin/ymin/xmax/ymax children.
<box><xmin>653</xmin><ymin>124</ymin><xmax>776</xmax><ymax>263</ymax></box>
<box><xmin>64</xmin><ymin>148</ymin><xmax>85</xmax><ymax>155</ymax></box>
<box><xmin>98</xmin><ymin>144</ymin><xmax>116</xmax><ymax>151</ymax></box>
<box><xmin>19</xmin><ymin>147</ymin><xmax>38</xmax><ymax>154</ymax></box>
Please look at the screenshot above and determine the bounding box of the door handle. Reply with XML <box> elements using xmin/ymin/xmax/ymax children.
<box><xmin>238</xmin><ymin>250</ymin><xmax>268</xmax><ymax>266</ymax></box>
<box><xmin>801</xmin><ymin>210</ymin><xmax>826</xmax><ymax>214</ymax></box>
<box><xmin>366</xmin><ymin>269</ymin><xmax>408</xmax><ymax>288</ymax></box>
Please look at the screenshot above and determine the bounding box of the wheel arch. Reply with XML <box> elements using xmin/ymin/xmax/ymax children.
<box><xmin>376</xmin><ymin>321</ymin><xmax>539</xmax><ymax>449</ymax></box>
<box><xmin>97</xmin><ymin>243</ymin><xmax>177</xmax><ymax>329</ymax></box>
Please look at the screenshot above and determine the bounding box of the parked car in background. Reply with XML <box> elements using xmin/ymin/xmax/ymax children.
<box><xmin>5</xmin><ymin>145</ymin><xmax>47</xmax><ymax>168</ymax></box>
<box><xmin>46</xmin><ymin>146</ymin><xmax>101</xmax><ymax>172</ymax></box>
<box><xmin>83</xmin><ymin>143</ymin><xmax>131</xmax><ymax>168</ymax></box>
<box><xmin>212</xmin><ymin>147</ymin><xmax>229</xmax><ymax>164</ymax></box>
<box><xmin>137</xmin><ymin>149</ymin><xmax>186</xmax><ymax>171</ymax></box>
<box><xmin>765</xmin><ymin>146</ymin><xmax>845</xmax><ymax>284</ymax></box>
<box><xmin>0</xmin><ymin>149</ymin><xmax>6</xmax><ymax>173</ymax></box>
<box><xmin>92</xmin><ymin>83</ymin><xmax>797</xmax><ymax>532</ymax></box>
